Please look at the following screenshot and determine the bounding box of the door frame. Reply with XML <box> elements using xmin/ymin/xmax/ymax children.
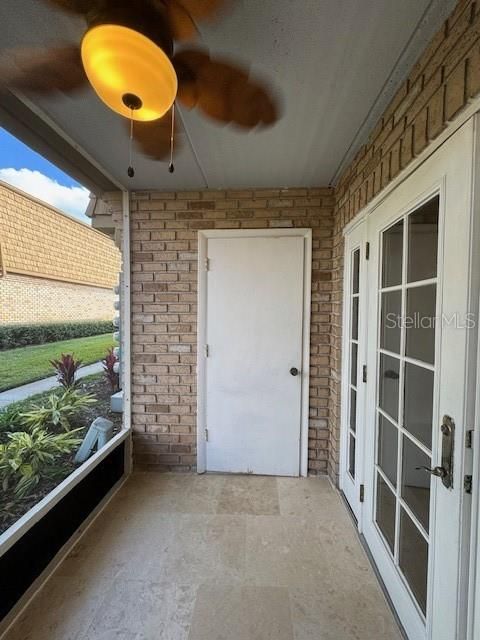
<box><xmin>197</xmin><ymin>228</ymin><xmax>312</xmax><ymax>476</ymax></box>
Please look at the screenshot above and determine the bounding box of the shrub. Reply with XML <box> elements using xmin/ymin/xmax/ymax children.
<box><xmin>50</xmin><ymin>353</ymin><xmax>83</xmax><ymax>388</ymax></box>
<box><xmin>21</xmin><ymin>389</ymin><xmax>96</xmax><ymax>432</ymax></box>
<box><xmin>0</xmin><ymin>321</ymin><xmax>114</xmax><ymax>351</ymax></box>
<box><xmin>0</xmin><ymin>427</ymin><xmax>83</xmax><ymax>497</ymax></box>
<box><xmin>103</xmin><ymin>347</ymin><xmax>119</xmax><ymax>392</ymax></box>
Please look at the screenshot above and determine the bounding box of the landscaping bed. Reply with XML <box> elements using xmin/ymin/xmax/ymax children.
<box><xmin>0</xmin><ymin>334</ymin><xmax>114</xmax><ymax>391</ymax></box>
<box><xmin>0</xmin><ymin>373</ymin><xmax>122</xmax><ymax>535</ymax></box>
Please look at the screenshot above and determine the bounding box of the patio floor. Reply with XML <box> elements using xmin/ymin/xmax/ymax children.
<box><xmin>3</xmin><ymin>473</ymin><xmax>403</xmax><ymax>640</ymax></box>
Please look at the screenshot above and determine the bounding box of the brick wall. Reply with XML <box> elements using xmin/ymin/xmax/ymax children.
<box><xmin>0</xmin><ymin>180</ymin><xmax>120</xmax><ymax>288</ymax></box>
<box><xmin>0</xmin><ymin>273</ymin><xmax>115</xmax><ymax>324</ymax></box>
<box><xmin>328</xmin><ymin>0</ymin><xmax>480</xmax><ymax>479</ymax></box>
<box><xmin>130</xmin><ymin>188</ymin><xmax>334</xmax><ymax>472</ymax></box>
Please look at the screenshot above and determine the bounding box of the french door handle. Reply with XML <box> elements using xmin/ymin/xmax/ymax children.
<box><xmin>415</xmin><ymin>415</ymin><xmax>455</xmax><ymax>489</ymax></box>
<box><xmin>416</xmin><ymin>465</ymin><xmax>447</xmax><ymax>478</ymax></box>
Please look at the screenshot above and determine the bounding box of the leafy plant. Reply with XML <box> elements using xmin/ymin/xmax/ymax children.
<box><xmin>0</xmin><ymin>427</ymin><xmax>83</xmax><ymax>497</ymax></box>
<box><xmin>21</xmin><ymin>389</ymin><xmax>96</xmax><ymax>432</ymax></box>
<box><xmin>0</xmin><ymin>403</ymin><xmax>24</xmax><ymax>436</ymax></box>
<box><xmin>103</xmin><ymin>347</ymin><xmax>119</xmax><ymax>392</ymax></box>
<box><xmin>50</xmin><ymin>353</ymin><xmax>83</xmax><ymax>388</ymax></box>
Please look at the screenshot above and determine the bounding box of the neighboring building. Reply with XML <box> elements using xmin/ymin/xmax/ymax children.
<box><xmin>0</xmin><ymin>180</ymin><xmax>121</xmax><ymax>324</ymax></box>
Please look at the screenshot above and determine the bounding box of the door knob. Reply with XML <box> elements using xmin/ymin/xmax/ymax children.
<box><xmin>416</xmin><ymin>465</ymin><xmax>447</xmax><ymax>478</ymax></box>
<box><xmin>290</xmin><ymin>367</ymin><xmax>299</xmax><ymax>376</ymax></box>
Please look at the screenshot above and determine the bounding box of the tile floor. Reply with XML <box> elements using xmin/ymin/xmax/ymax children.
<box><xmin>3</xmin><ymin>473</ymin><xmax>403</xmax><ymax>640</ymax></box>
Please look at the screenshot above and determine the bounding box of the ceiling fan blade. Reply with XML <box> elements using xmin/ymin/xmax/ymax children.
<box><xmin>174</xmin><ymin>49</ymin><xmax>279</xmax><ymax>128</ymax></box>
<box><xmin>0</xmin><ymin>45</ymin><xmax>87</xmax><ymax>94</ymax></box>
<box><xmin>127</xmin><ymin>112</ymin><xmax>181</xmax><ymax>160</ymax></box>
<box><xmin>159</xmin><ymin>0</ymin><xmax>228</xmax><ymax>41</ymax></box>
<box><xmin>44</xmin><ymin>0</ymin><xmax>99</xmax><ymax>13</ymax></box>
<box><xmin>164</xmin><ymin>1</ymin><xmax>199</xmax><ymax>41</ymax></box>
<box><xmin>172</xmin><ymin>0</ymin><xmax>227</xmax><ymax>22</ymax></box>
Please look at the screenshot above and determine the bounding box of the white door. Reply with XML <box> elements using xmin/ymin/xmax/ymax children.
<box><xmin>361</xmin><ymin>120</ymin><xmax>476</xmax><ymax>640</ymax></box>
<box><xmin>340</xmin><ymin>221</ymin><xmax>367</xmax><ymax>522</ymax></box>
<box><xmin>200</xmin><ymin>230</ymin><xmax>311</xmax><ymax>476</ymax></box>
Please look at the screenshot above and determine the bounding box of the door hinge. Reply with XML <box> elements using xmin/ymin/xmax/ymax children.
<box><xmin>205</xmin><ymin>257</ymin><xmax>210</xmax><ymax>271</ymax></box>
<box><xmin>204</xmin><ymin>428</ymin><xmax>209</xmax><ymax>442</ymax></box>
<box><xmin>464</xmin><ymin>475</ymin><xmax>473</xmax><ymax>494</ymax></box>
<box><xmin>359</xmin><ymin>484</ymin><xmax>365</xmax><ymax>502</ymax></box>
<box><xmin>204</xmin><ymin>344</ymin><xmax>209</xmax><ymax>357</ymax></box>
<box><xmin>466</xmin><ymin>430</ymin><xmax>473</xmax><ymax>449</ymax></box>
<box><xmin>362</xmin><ymin>365</ymin><xmax>367</xmax><ymax>383</ymax></box>
<box><xmin>365</xmin><ymin>242</ymin><xmax>370</xmax><ymax>260</ymax></box>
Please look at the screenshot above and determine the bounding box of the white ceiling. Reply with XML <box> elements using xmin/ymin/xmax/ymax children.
<box><xmin>0</xmin><ymin>0</ymin><xmax>456</xmax><ymax>191</ymax></box>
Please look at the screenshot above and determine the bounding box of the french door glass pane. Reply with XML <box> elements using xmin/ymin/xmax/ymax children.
<box><xmin>349</xmin><ymin>434</ymin><xmax>356</xmax><ymax>478</ymax></box>
<box><xmin>379</xmin><ymin>354</ymin><xmax>400</xmax><ymax>421</ymax></box>
<box><xmin>352</xmin><ymin>297</ymin><xmax>359</xmax><ymax>340</ymax></box>
<box><xmin>350</xmin><ymin>389</ymin><xmax>357</xmax><ymax>432</ymax></box>
<box><xmin>380</xmin><ymin>290</ymin><xmax>402</xmax><ymax>353</ymax></box>
<box><xmin>404</xmin><ymin>363</ymin><xmax>434</xmax><ymax>449</ymax></box>
<box><xmin>376</xmin><ymin>473</ymin><xmax>396</xmax><ymax>553</ymax></box>
<box><xmin>401</xmin><ymin>436</ymin><xmax>431</xmax><ymax>532</ymax></box>
<box><xmin>407</xmin><ymin>196</ymin><xmax>439</xmax><ymax>283</ymax></box>
<box><xmin>351</xmin><ymin>343</ymin><xmax>358</xmax><ymax>386</ymax></box>
<box><xmin>378</xmin><ymin>414</ymin><xmax>398</xmax><ymax>487</ymax></box>
<box><xmin>353</xmin><ymin>249</ymin><xmax>360</xmax><ymax>294</ymax></box>
<box><xmin>382</xmin><ymin>220</ymin><xmax>403</xmax><ymax>287</ymax></box>
<box><xmin>406</xmin><ymin>284</ymin><xmax>436</xmax><ymax>364</ymax></box>
<box><xmin>399</xmin><ymin>509</ymin><xmax>429</xmax><ymax>615</ymax></box>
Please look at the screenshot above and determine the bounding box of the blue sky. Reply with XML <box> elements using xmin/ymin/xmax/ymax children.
<box><xmin>0</xmin><ymin>127</ymin><xmax>91</xmax><ymax>223</ymax></box>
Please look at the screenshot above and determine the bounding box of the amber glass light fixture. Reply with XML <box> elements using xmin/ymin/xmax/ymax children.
<box><xmin>81</xmin><ymin>24</ymin><xmax>177</xmax><ymax>121</ymax></box>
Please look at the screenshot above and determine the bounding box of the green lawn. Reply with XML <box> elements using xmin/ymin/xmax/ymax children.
<box><xmin>0</xmin><ymin>334</ymin><xmax>113</xmax><ymax>392</ymax></box>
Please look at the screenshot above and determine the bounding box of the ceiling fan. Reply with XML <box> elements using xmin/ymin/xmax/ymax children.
<box><xmin>0</xmin><ymin>0</ymin><xmax>279</xmax><ymax>175</ymax></box>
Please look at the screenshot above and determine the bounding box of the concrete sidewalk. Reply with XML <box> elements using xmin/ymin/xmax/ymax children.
<box><xmin>0</xmin><ymin>361</ymin><xmax>104</xmax><ymax>409</ymax></box>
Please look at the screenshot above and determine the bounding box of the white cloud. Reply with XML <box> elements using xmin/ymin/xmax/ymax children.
<box><xmin>0</xmin><ymin>168</ymin><xmax>91</xmax><ymax>222</ymax></box>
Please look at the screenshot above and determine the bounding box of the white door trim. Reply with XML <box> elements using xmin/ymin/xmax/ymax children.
<box><xmin>197</xmin><ymin>228</ymin><xmax>312</xmax><ymax>476</ymax></box>
<box><xmin>466</xmin><ymin>114</ymin><xmax>480</xmax><ymax>640</ymax></box>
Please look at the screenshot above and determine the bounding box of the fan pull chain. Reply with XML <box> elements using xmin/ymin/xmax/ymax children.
<box><xmin>127</xmin><ymin>110</ymin><xmax>135</xmax><ymax>178</ymax></box>
<box><xmin>169</xmin><ymin>104</ymin><xmax>175</xmax><ymax>174</ymax></box>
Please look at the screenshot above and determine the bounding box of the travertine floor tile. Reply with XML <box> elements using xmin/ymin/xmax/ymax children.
<box><xmin>290</xmin><ymin>582</ymin><xmax>402</xmax><ymax>640</ymax></box>
<box><xmin>188</xmin><ymin>585</ymin><xmax>293</xmax><ymax>640</ymax></box>
<box><xmin>216</xmin><ymin>475</ymin><xmax>280</xmax><ymax>515</ymax></box>
<box><xmin>3</xmin><ymin>575</ymin><xmax>110</xmax><ymax>640</ymax></box>
<box><xmin>245</xmin><ymin>515</ymin><xmax>332</xmax><ymax>587</ymax></box>
<box><xmin>81</xmin><ymin>580</ymin><xmax>197</xmax><ymax>640</ymax></box>
<box><xmin>277</xmin><ymin>476</ymin><xmax>342</xmax><ymax>517</ymax></box>
<box><xmin>115</xmin><ymin>472</ymin><xmax>225</xmax><ymax>514</ymax></box>
<box><xmin>160</xmin><ymin>513</ymin><xmax>247</xmax><ymax>586</ymax></box>
<box><xmin>56</xmin><ymin>501</ymin><xmax>177</xmax><ymax>581</ymax></box>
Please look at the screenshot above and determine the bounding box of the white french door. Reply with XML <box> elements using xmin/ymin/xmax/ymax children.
<box><xmin>342</xmin><ymin>119</ymin><xmax>477</xmax><ymax>639</ymax></box>
<box><xmin>340</xmin><ymin>221</ymin><xmax>367</xmax><ymax>522</ymax></box>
